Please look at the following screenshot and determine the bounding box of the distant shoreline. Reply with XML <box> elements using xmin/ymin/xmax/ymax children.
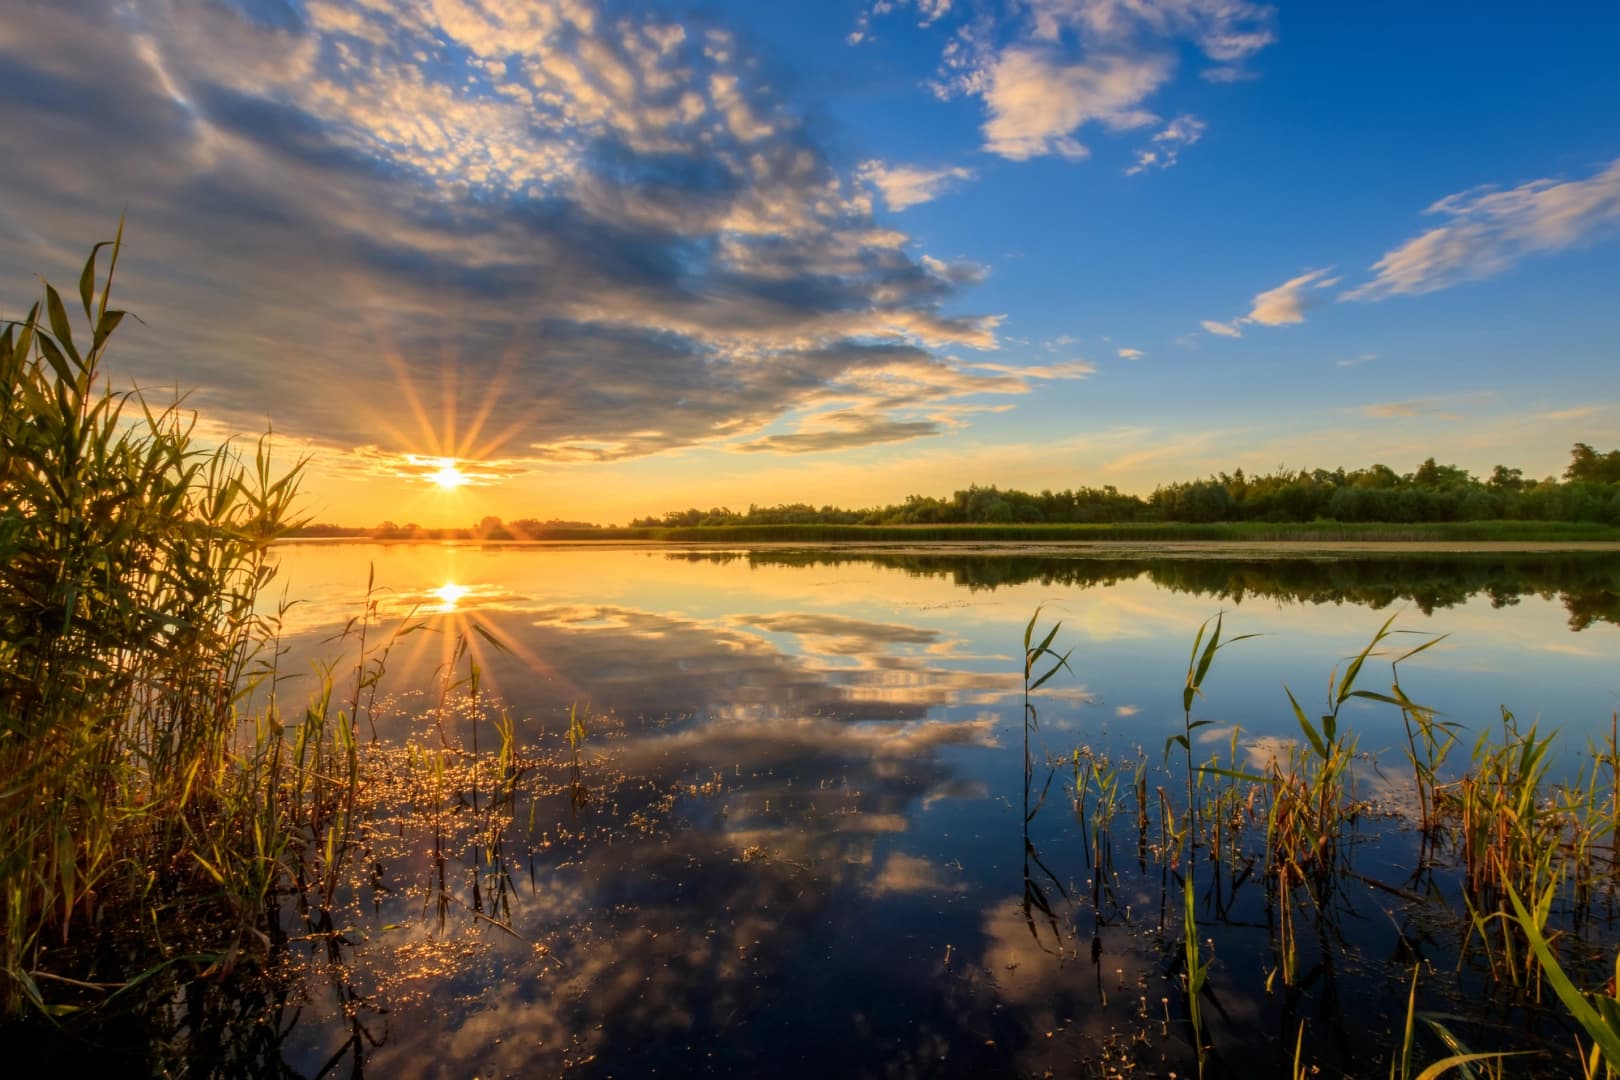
<box><xmin>283</xmin><ymin>520</ymin><xmax>1620</xmax><ymax>549</ymax></box>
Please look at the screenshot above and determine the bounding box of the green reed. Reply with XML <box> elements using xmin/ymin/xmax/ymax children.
<box><xmin>1390</xmin><ymin>963</ymin><xmax>1512</xmax><ymax>1079</ymax></box>
<box><xmin>1509</xmin><ymin>885</ymin><xmax>1620</xmax><ymax>1077</ymax></box>
<box><xmin>1074</xmin><ymin>746</ymin><xmax>1140</xmax><ymax>918</ymax></box>
<box><xmin>1167</xmin><ymin>612</ymin><xmax>1255</xmax><ymax>853</ymax></box>
<box><xmin>1181</xmin><ymin>869</ymin><xmax>1212</xmax><ymax>1079</ymax></box>
<box><xmin>1031</xmin><ymin>603</ymin><xmax>1620</xmax><ymax>1074</ymax></box>
<box><xmin>0</xmin><ymin>232</ymin><xmax>309</xmax><ymax>1013</ymax></box>
<box><xmin>1022</xmin><ymin>607</ymin><xmax>1071</xmax><ymax>825</ymax></box>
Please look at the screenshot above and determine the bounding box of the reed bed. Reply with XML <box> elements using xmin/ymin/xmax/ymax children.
<box><xmin>0</xmin><ymin>236</ymin><xmax>339</xmax><ymax>1016</ymax></box>
<box><xmin>1025</xmin><ymin>606</ymin><xmax>1620</xmax><ymax>1077</ymax></box>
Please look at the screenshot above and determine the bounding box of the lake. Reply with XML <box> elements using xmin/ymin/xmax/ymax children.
<box><xmin>40</xmin><ymin>543</ymin><xmax>1620</xmax><ymax>1076</ymax></box>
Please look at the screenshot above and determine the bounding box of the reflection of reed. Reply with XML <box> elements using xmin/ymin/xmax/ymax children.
<box><xmin>1020</xmin><ymin>609</ymin><xmax>1073</xmax><ymax>958</ymax></box>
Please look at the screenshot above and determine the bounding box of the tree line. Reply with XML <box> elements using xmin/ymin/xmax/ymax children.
<box><xmin>628</xmin><ymin>444</ymin><xmax>1620</xmax><ymax>528</ymax></box>
<box><xmin>286</xmin><ymin>443</ymin><xmax>1620</xmax><ymax>535</ymax></box>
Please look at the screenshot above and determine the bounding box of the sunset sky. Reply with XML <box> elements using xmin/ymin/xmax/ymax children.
<box><xmin>2</xmin><ymin>0</ymin><xmax>1618</xmax><ymax>526</ymax></box>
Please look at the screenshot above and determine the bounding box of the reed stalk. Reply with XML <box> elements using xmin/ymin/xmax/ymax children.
<box><xmin>1</xmin><ymin>232</ymin><xmax>304</xmax><ymax>1013</ymax></box>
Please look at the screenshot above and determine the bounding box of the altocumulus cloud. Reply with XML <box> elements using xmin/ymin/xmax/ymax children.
<box><xmin>857</xmin><ymin>0</ymin><xmax>1274</xmax><ymax>163</ymax></box>
<box><xmin>0</xmin><ymin>0</ymin><xmax>1084</xmax><ymax>474</ymax></box>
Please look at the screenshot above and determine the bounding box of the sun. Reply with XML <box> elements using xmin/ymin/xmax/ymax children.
<box><xmin>428</xmin><ymin>459</ymin><xmax>469</xmax><ymax>490</ymax></box>
<box><xmin>431</xmin><ymin>582</ymin><xmax>469</xmax><ymax>611</ymax></box>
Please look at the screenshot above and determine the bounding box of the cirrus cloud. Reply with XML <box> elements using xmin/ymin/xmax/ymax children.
<box><xmin>1345</xmin><ymin>158</ymin><xmax>1620</xmax><ymax>300</ymax></box>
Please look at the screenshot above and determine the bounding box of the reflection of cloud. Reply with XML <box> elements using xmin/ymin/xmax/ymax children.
<box><xmin>742</xmin><ymin>612</ymin><xmax>944</xmax><ymax>653</ymax></box>
<box><xmin>922</xmin><ymin>777</ymin><xmax>989</xmax><ymax>809</ymax></box>
<box><xmin>870</xmin><ymin>852</ymin><xmax>966</xmax><ymax>895</ymax></box>
<box><xmin>309</xmin><ymin>596</ymin><xmax>1028</xmax><ymax>732</ymax></box>
<box><xmin>1243</xmin><ymin>734</ymin><xmax>1411</xmax><ymax>814</ymax></box>
<box><xmin>1540</xmin><ymin>641</ymin><xmax>1599</xmax><ymax>657</ymax></box>
<box><xmin>622</xmin><ymin>713</ymin><xmax>1000</xmax><ymax>773</ymax></box>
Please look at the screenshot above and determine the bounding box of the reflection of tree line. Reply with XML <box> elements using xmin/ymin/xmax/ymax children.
<box><xmin>668</xmin><ymin>550</ymin><xmax>1620</xmax><ymax>630</ymax></box>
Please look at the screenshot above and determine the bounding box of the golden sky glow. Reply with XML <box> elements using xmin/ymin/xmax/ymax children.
<box><xmin>429</xmin><ymin>461</ymin><xmax>470</xmax><ymax>491</ymax></box>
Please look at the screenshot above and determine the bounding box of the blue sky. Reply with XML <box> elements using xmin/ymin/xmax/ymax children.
<box><xmin>2</xmin><ymin>0</ymin><xmax>1617</xmax><ymax>524</ymax></box>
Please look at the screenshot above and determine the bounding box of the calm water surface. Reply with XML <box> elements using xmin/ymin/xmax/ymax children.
<box><xmin>168</xmin><ymin>545</ymin><xmax>1620</xmax><ymax>1074</ymax></box>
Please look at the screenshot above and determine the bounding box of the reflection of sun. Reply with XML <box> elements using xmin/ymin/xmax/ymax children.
<box><xmin>429</xmin><ymin>459</ymin><xmax>469</xmax><ymax>490</ymax></box>
<box><xmin>432</xmin><ymin>582</ymin><xmax>469</xmax><ymax>611</ymax></box>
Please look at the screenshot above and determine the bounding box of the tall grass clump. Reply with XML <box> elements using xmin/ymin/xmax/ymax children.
<box><xmin>0</xmin><ymin>231</ymin><xmax>303</xmax><ymax>1014</ymax></box>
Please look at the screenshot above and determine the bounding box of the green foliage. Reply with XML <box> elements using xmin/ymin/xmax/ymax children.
<box><xmin>1567</xmin><ymin>443</ymin><xmax>1620</xmax><ymax>486</ymax></box>
<box><xmin>0</xmin><ymin>231</ymin><xmax>304</xmax><ymax>1013</ymax></box>
<box><xmin>605</xmin><ymin>445</ymin><xmax>1620</xmax><ymax>530</ymax></box>
<box><xmin>1508</xmin><ymin>885</ymin><xmax>1620</xmax><ymax>1076</ymax></box>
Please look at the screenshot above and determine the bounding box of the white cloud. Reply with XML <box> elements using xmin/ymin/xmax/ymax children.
<box><xmin>920</xmin><ymin>254</ymin><xmax>990</xmax><ymax>284</ymax></box>
<box><xmin>971</xmin><ymin>358</ymin><xmax>1097</xmax><ymax>380</ymax></box>
<box><xmin>1201</xmin><ymin>267</ymin><xmax>1338</xmax><ymax>338</ymax></box>
<box><xmin>1117</xmin><ymin>347</ymin><xmax>1144</xmax><ymax>360</ymax></box>
<box><xmin>897</xmin><ymin>0</ymin><xmax>1274</xmax><ymax>162</ymax></box>
<box><xmin>1024</xmin><ymin>0</ymin><xmax>1275</xmax><ymax>66</ymax></box>
<box><xmin>1245</xmin><ymin>267</ymin><xmax>1339</xmax><ymax>325</ymax></box>
<box><xmin>1125</xmin><ymin>113</ymin><xmax>1206</xmax><ymax>174</ymax></box>
<box><xmin>982</xmin><ymin>48</ymin><xmax>1168</xmax><ymax>160</ymax></box>
<box><xmin>859</xmin><ymin>160</ymin><xmax>976</xmax><ymax>210</ymax></box>
<box><xmin>849</xmin><ymin>0</ymin><xmax>954</xmax><ymax>45</ymax></box>
<box><xmin>1360</xmin><ymin>401</ymin><xmax>1428</xmax><ymax>418</ymax></box>
<box><xmin>1345</xmin><ymin>158</ymin><xmax>1620</xmax><ymax>300</ymax></box>
<box><xmin>1537</xmin><ymin>405</ymin><xmax>1604</xmax><ymax>422</ymax></box>
<box><xmin>1335</xmin><ymin>352</ymin><xmax>1377</xmax><ymax>367</ymax></box>
<box><xmin>1357</xmin><ymin>392</ymin><xmax>1492</xmax><ymax>420</ymax></box>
